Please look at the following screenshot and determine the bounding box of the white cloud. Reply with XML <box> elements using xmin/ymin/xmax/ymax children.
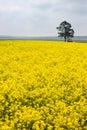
<box><xmin>0</xmin><ymin>5</ymin><xmax>21</xmax><ymax>12</ymax></box>
<box><xmin>0</xmin><ymin>0</ymin><xmax>87</xmax><ymax>36</ymax></box>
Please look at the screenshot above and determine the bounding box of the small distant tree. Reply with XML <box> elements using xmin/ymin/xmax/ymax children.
<box><xmin>56</xmin><ymin>21</ymin><xmax>74</xmax><ymax>42</ymax></box>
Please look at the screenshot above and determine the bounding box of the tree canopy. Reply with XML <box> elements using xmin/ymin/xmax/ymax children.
<box><xmin>56</xmin><ymin>21</ymin><xmax>74</xmax><ymax>42</ymax></box>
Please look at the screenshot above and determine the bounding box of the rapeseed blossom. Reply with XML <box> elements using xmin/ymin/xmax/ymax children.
<box><xmin>0</xmin><ymin>40</ymin><xmax>87</xmax><ymax>129</ymax></box>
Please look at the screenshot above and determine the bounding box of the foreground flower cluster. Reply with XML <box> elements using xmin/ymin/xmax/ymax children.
<box><xmin>0</xmin><ymin>40</ymin><xmax>87</xmax><ymax>130</ymax></box>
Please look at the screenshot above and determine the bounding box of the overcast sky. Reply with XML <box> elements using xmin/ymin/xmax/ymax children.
<box><xmin>0</xmin><ymin>0</ymin><xmax>87</xmax><ymax>36</ymax></box>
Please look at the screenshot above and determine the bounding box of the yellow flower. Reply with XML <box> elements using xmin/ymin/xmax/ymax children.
<box><xmin>0</xmin><ymin>40</ymin><xmax>87</xmax><ymax>129</ymax></box>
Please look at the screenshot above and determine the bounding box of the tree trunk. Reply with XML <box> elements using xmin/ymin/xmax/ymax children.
<box><xmin>64</xmin><ymin>36</ymin><xmax>67</xmax><ymax>42</ymax></box>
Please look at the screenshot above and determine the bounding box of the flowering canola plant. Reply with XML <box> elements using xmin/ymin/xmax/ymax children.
<box><xmin>0</xmin><ymin>40</ymin><xmax>87</xmax><ymax>130</ymax></box>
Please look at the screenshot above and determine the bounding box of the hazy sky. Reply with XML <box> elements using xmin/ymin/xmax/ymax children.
<box><xmin>0</xmin><ymin>0</ymin><xmax>87</xmax><ymax>36</ymax></box>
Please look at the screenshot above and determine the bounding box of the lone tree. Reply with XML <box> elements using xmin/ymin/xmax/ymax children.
<box><xmin>56</xmin><ymin>21</ymin><xmax>74</xmax><ymax>42</ymax></box>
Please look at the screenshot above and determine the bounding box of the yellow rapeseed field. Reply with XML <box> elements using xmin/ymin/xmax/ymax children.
<box><xmin>0</xmin><ymin>40</ymin><xmax>87</xmax><ymax>130</ymax></box>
